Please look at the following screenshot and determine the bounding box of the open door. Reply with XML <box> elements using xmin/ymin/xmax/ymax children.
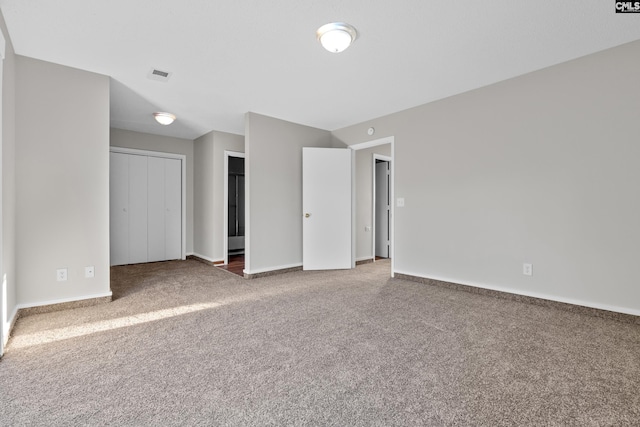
<box><xmin>302</xmin><ymin>147</ymin><xmax>352</xmax><ymax>270</ymax></box>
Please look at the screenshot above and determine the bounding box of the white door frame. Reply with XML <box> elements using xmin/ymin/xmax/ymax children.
<box><xmin>109</xmin><ymin>147</ymin><xmax>187</xmax><ymax>261</ymax></box>
<box><xmin>0</xmin><ymin>29</ymin><xmax>5</xmax><ymax>357</ymax></box>
<box><xmin>349</xmin><ymin>136</ymin><xmax>395</xmax><ymax>277</ymax></box>
<box><xmin>373</xmin><ymin>154</ymin><xmax>392</xmax><ymax>261</ymax></box>
<box><xmin>223</xmin><ymin>151</ymin><xmax>245</xmax><ymax>265</ymax></box>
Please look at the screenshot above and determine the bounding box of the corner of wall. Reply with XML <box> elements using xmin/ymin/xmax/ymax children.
<box><xmin>331</xmin><ymin>135</ymin><xmax>348</xmax><ymax>148</ymax></box>
<box><xmin>244</xmin><ymin>112</ymin><xmax>331</xmax><ymax>273</ymax></box>
<box><xmin>1</xmin><ymin>10</ymin><xmax>18</xmax><ymax>350</ymax></box>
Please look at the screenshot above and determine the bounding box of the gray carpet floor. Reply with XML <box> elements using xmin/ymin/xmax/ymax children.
<box><xmin>1</xmin><ymin>259</ymin><xmax>639</xmax><ymax>426</ymax></box>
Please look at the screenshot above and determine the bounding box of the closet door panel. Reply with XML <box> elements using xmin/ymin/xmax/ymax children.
<box><xmin>128</xmin><ymin>155</ymin><xmax>148</xmax><ymax>264</ymax></box>
<box><xmin>164</xmin><ymin>158</ymin><xmax>182</xmax><ymax>260</ymax></box>
<box><xmin>110</xmin><ymin>152</ymin><xmax>129</xmax><ymax>266</ymax></box>
<box><xmin>147</xmin><ymin>156</ymin><xmax>166</xmax><ymax>262</ymax></box>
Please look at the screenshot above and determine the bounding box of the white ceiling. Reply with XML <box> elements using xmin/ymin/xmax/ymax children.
<box><xmin>2</xmin><ymin>1</ymin><xmax>639</xmax><ymax>140</ymax></box>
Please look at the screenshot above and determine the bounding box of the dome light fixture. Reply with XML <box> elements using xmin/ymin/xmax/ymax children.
<box><xmin>317</xmin><ymin>22</ymin><xmax>357</xmax><ymax>53</ymax></box>
<box><xmin>153</xmin><ymin>112</ymin><xmax>176</xmax><ymax>125</ymax></box>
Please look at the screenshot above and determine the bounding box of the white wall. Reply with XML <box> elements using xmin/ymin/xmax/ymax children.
<box><xmin>193</xmin><ymin>129</ymin><xmax>244</xmax><ymax>262</ymax></box>
<box><xmin>16</xmin><ymin>56</ymin><xmax>111</xmax><ymax>306</ymax></box>
<box><xmin>1</xmin><ymin>9</ymin><xmax>16</xmax><ymax>350</ymax></box>
<box><xmin>333</xmin><ymin>40</ymin><xmax>640</xmax><ymax>315</ymax></box>
<box><xmin>355</xmin><ymin>144</ymin><xmax>391</xmax><ymax>261</ymax></box>
<box><xmin>194</xmin><ymin>132</ymin><xmax>214</xmax><ymax>260</ymax></box>
<box><xmin>245</xmin><ymin>112</ymin><xmax>331</xmax><ymax>273</ymax></box>
<box><xmin>110</xmin><ymin>128</ymin><xmax>195</xmax><ymax>255</ymax></box>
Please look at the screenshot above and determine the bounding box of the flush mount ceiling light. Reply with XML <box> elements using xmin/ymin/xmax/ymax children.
<box><xmin>317</xmin><ymin>22</ymin><xmax>357</xmax><ymax>53</ymax></box>
<box><xmin>153</xmin><ymin>112</ymin><xmax>176</xmax><ymax>125</ymax></box>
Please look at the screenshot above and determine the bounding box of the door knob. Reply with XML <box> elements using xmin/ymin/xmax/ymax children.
<box><xmin>305</xmin><ymin>213</ymin><xmax>311</xmax><ymax>218</ymax></box>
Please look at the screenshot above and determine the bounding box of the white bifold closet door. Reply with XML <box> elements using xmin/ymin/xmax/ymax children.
<box><xmin>147</xmin><ymin>156</ymin><xmax>182</xmax><ymax>262</ymax></box>
<box><xmin>128</xmin><ymin>154</ymin><xmax>149</xmax><ymax>264</ymax></box>
<box><xmin>110</xmin><ymin>152</ymin><xmax>182</xmax><ymax>266</ymax></box>
<box><xmin>110</xmin><ymin>152</ymin><xmax>131</xmax><ymax>266</ymax></box>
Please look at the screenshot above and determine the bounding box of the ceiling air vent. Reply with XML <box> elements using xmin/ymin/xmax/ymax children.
<box><xmin>147</xmin><ymin>68</ymin><xmax>172</xmax><ymax>82</ymax></box>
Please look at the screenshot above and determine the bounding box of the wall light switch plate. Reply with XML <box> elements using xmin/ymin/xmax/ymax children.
<box><xmin>365</xmin><ymin>226</ymin><xmax>371</xmax><ymax>232</ymax></box>
<box><xmin>56</xmin><ymin>268</ymin><xmax>68</xmax><ymax>282</ymax></box>
<box><xmin>85</xmin><ymin>266</ymin><xmax>95</xmax><ymax>278</ymax></box>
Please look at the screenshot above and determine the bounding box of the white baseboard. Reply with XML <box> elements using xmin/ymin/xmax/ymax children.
<box><xmin>2</xmin><ymin>305</ymin><xmax>19</xmax><ymax>346</ymax></box>
<box><xmin>17</xmin><ymin>291</ymin><xmax>113</xmax><ymax>311</ymax></box>
<box><xmin>244</xmin><ymin>263</ymin><xmax>303</xmax><ymax>275</ymax></box>
<box><xmin>356</xmin><ymin>256</ymin><xmax>374</xmax><ymax>262</ymax></box>
<box><xmin>394</xmin><ymin>269</ymin><xmax>640</xmax><ymax>317</ymax></box>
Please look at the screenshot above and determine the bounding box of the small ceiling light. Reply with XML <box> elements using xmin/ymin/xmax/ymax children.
<box><xmin>153</xmin><ymin>112</ymin><xmax>176</xmax><ymax>125</ymax></box>
<box><xmin>317</xmin><ymin>22</ymin><xmax>357</xmax><ymax>53</ymax></box>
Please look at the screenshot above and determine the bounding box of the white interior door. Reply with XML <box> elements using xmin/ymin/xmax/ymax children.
<box><xmin>302</xmin><ymin>147</ymin><xmax>352</xmax><ymax>270</ymax></box>
<box><xmin>375</xmin><ymin>160</ymin><xmax>390</xmax><ymax>258</ymax></box>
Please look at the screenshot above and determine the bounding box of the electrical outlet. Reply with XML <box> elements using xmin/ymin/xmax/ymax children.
<box><xmin>85</xmin><ymin>266</ymin><xmax>95</xmax><ymax>278</ymax></box>
<box><xmin>397</xmin><ymin>198</ymin><xmax>405</xmax><ymax>207</ymax></box>
<box><xmin>523</xmin><ymin>263</ymin><xmax>533</xmax><ymax>276</ymax></box>
<box><xmin>56</xmin><ymin>268</ymin><xmax>68</xmax><ymax>282</ymax></box>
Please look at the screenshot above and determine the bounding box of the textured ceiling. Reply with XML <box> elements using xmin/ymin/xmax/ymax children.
<box><xmin>2</xmin><ymin>0</ymin><xmax>639</xmax><ymax>139</ymax></box>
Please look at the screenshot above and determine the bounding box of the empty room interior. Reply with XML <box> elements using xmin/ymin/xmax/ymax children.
<box><xmin>1</xmin><ymin>1</ymin><xmax>640</xmax><ymax>425</ymax></box>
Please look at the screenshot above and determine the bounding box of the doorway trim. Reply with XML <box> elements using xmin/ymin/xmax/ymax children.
<box><xmin>0</xmin><ymin>29</ymin><xmax>5</xmax><ymax>357</ymax></box>
<box><xmin>223</xmin><ymin>150</ymin><xmax>245</xmax><ymax>266</ymax></box>
<box><xmin>349</xmin><ymin>136</ymin><xmax>395</xmax><ymax>277</ymax></box>
<box><xmin>373</xmin><ymin>154</ymin><xmax>392</xmax><ymax>262</ymax></box>
<box><xmin>109</xmin><ymin>146</ymin><xmax>187</xmax><ymax>261</ymax></box>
